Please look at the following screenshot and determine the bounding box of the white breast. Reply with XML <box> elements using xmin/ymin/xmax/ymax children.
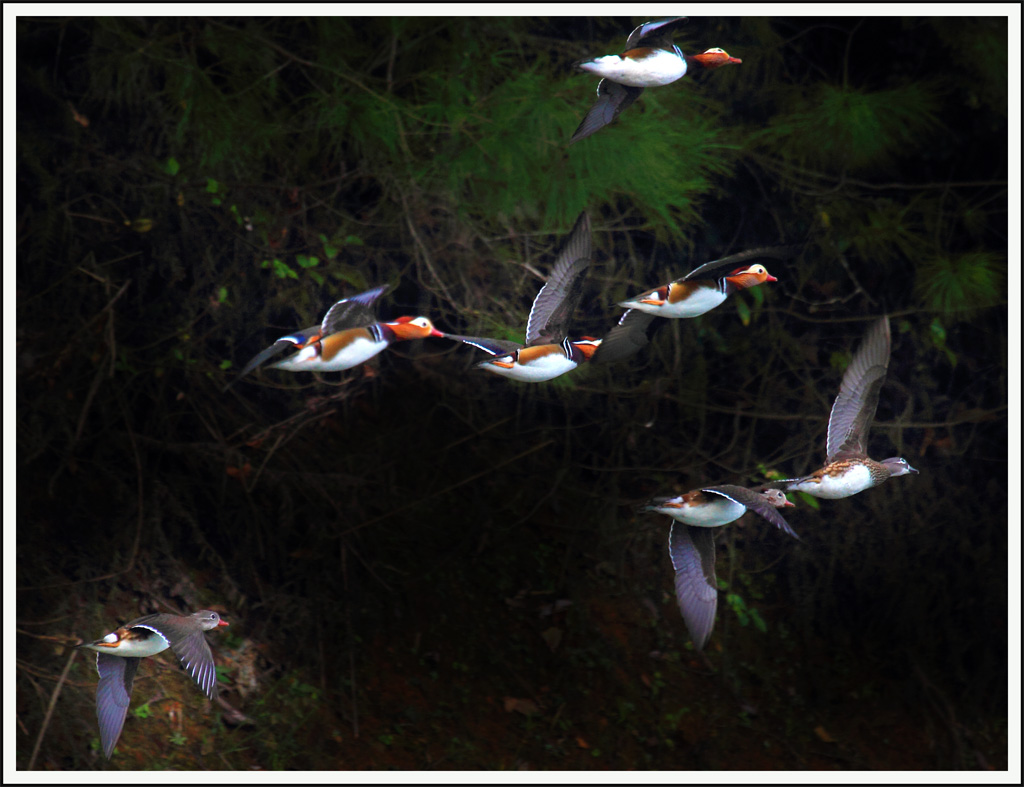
<box><xmin>478</xmin><ymin>354</ymin><xmax>578</xmax><ymax>383</ymax></box>
<box><xmin>620</xmin><ymin>285</ymin><xmax>727</xmax><ymax>318</ymax></box>
<box><xmin>271</xmin><ymin>335</ymin><xmax>387</xmax><ymax>372</ymax></box>
<box><xmin>84</xmin><ymin>626</ymin><xmax>170</xmax><ymax>658</ymax></box>
<box><xmin>651</xmin><ymin>496</ymin><xmax>746</xmax><ymax>527</ymax></box>
<box><xmin>579</xmin><ymin>49</ymin><xmax>687</xmax><ymax>88</ymax></box>
<box><xmin>789</xmin><ymin>464</ymin><xmax>873</xmax><ymax>499</ymax></box>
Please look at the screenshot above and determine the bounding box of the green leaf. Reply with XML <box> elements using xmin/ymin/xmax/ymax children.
<box><xmin>726</xmin><ymin>593</ymin><xmax>750</xmax><ymax>626</ymax></box>
<box><xmin>205</xmin><ymin>177</ymin><xmax>219</xmax><ymax>194</ymax></box>
<box><xmin>735</xmin><ymin>297</ymin><xmax>751</xmax><ymax>326</ymax></box>
<box><xmin>269</xmin><ymin>259</ymin><xmax>297</xmax><ymax>279</ymax></box>
<box><xmin>164</xmin><ymin>157</ymin><xmax>180</xmax><ymax>176</ymax></box>
<box><xmin>829</xmin><ymin>351</ymin><xmax>852</xmax><ymax>372</ymax></box>
<box><xmin>795</xmin><ymin>491</ymin><xmax>821</xmax><ymax>510</ymax></box>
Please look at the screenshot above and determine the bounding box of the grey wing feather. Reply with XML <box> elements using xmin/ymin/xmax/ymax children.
<box><xmin>702</xmin><ymin>485</ymin><xmax>800</xmax><ymax>540</ymax></box>
<box><xmin>169</xmin><ymin>632</ymin><xmax>219</xmax><ymax>700</ymax></box>
<box><xmin>525</xmin><ymin>212</ymin><xmax>592</xmax><ymax>345</ymax></box>
<box><xmin>590</xmin><ymin>309</ymin><xmax>657</xmax><ymax>364</ymax></box>
<box><xmin>320</xmin><ymin>284</ymin><xmax>389</xmax><ymax>335</ymax></box>
<box><xmin>569</xmin><ymin>80</ymin><xmax>644</xmax><ymax>144</ymax></box>
<box><xmin>669</xmin><ymin>524</ymin><xmax>718</xmax><ymax>651</ymax></box>
<box><xmin>826</xmin><ymin>317</ymin><xmax>891</xmax><ymax>461</ymax></box>
<box><xmin>227</xmin><ymin>334</ymin><xmax>313</xmax><ymax>389</ymax></box>
<box><xmin>444</xmin><ymin>334</ymin><xmax>523</xmax><ymax>357</ymax></box>
<box><xmin>96</xmin><ymin>654</ymin><xmax>140</xmax><ymax>759</ymax></box>
<box><xmin>681</xmin><ymin>244</ymin><xmax>803</xmax><ymax>282</ymax></box>
<box><xmin>751</xmin><ymin>480</ymin><xmax>799</xmax><ymax>493</ymax></box>
<box><xmin>627</xmin><ymin>17</ymin><xmax>688</xmax><ymax>50</ymax></box>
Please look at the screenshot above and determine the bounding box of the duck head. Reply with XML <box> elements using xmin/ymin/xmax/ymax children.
<box><xmin>880</xmin><ymin>457</ymin><xmax>920</xmax><ymax>477</ymax></box>
<box><xmin>724</xmin><ymin>263</ymin><xmax>777</xmax><ymax>290</ymax></box>
<box><xmin>385</xmin><ymin>316</ymin><xmax>444</xmax><ymax>341</ymax></box>
<box><xmin>760</xmin><ymin>488</ymin><xmax>795</xmax><ymax>508</ymax></box>
<box><xmin>686</xmin><ymin>48</ymin><xmax>742</xmax><ymax>70</ymax></box>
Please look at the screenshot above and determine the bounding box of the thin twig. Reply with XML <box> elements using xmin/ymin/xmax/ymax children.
<box><xmin>401</xmin><ymin>193</ymin><xmax>461</xmax><ymax>310</ymax></box>
<box><xmin>341</xmin><ymin>543</ymin><xmax>359</xmax><ymax>739</ymax></box>
<box><xmin>27</xmin><ymin>647</ymin><xmax>77</xmax><ymax>770</ymax></box>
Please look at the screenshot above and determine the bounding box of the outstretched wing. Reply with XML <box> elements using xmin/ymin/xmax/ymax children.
<box><xmin>826</xmin><ymin>317</ymin><xmax>891</xmax><ymax>462</ymax></box>
<box><xmin>626</xmin><ymin>17</ymin><xmax>688</xmax><ymax>50</ymax></box>
<box><xmin>95</xmin><ymin>654</ymin><xmax>140</xmax><ymax>759</ymax></box>
<box><xmin>569</xmin><ymin>80</ymin><xmax>644</xmax><ymax>144</ymax></box>
<box><xmin>444</xmin><ymin>334</ymin><xmax>524</xmax><ymax>357</ymax></box>
<box><xmin>227</xmin><ymin>333</ymin><xmax>316</xmax><ymax>388</ymax></box>
<box><xmin>320</xmin><ymin>284</ymin><xmax>390</xmax><ymax>335</ymax></box>
<box><xmin>590</xmin><ymin>309</ymin><xmax>658</xmax><ymax>364</ymax></box>
<box><xmin>526</xmin><ymin>212</ymin><xmax>592</xmax><ymax>345</ymax></box>
<box><xmin>681</xmin><ymin>244</ymin><xmax>802</xmax><ymax>282</ymax></box>
<box><xmin>702</xmin><ymin>485</ymin><xmax>799</xmax><ymax>540</ymax></box>
<box><xmin>668</xmin><ymin>524</ymin><xmax>717</xmax><ymax>651</ymax></box>
<box><xmin>168</xmin><ymin>631</ymin><xmax>219</xmax><ymax>700</ymax></box>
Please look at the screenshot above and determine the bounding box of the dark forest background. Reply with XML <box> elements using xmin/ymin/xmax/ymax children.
<box><xmin>15</xmin><ymin>15</ymin><xmax>1009</xmax><ymax>771</ymax></box>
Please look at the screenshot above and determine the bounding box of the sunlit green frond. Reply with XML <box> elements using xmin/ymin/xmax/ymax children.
<box><xmin>762</xmin><ymin>82</ymin><xmax>943</xmax><ymax>173</ymax></box>
<box><xmin>914</xmin><ymin>252</ymin><xmax>1005</xmax><ymax>315</ymax></box>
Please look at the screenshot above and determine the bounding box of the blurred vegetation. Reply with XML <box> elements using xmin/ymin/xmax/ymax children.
<box><xmin>16</xmin><ymin>16</ymin><xmax>1007</xmax><ymax>771</ymax></box>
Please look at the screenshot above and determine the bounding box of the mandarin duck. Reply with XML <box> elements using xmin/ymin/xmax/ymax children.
<box><xmin>592</xmin><ymin>245</ymin><xmax>796</xmax><ymax>364</ymax></box>
<box><xmin>772</xmin><ymin>316</ymin><xmax>919</xmax><ymax>499</ymax></box>
<box><xmin>443</xmin><ymin>212</ymin><xmax>601</xmax><ymax>382</ymax></box>
<box><xmin>79</xmin><ymin>610</ymin><xmax>229</xmax><ymax>758</ymax></box>
<box><xmin>644</xmin><ymin>486</ymin><xmax>797</xmax><ymax>651</ymax></box>
<box><xmin>226</xmin><ymin>284</ymin><xmax>443</xmax><ymax>388</ymax></box>
<box><xmin>570</xmin><ymin>17</ymin><xmax>741</xmax><ymax>144</ymax></box>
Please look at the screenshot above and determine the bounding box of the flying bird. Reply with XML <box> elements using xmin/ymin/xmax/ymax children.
<box><xmin>571</xmin><ymin>18</ymin><xmax>741</xmax><ymax>144</ymax></box>
<box><xmin>79</xmin><ymin>610</ymin><xmax>229</xmax><ymax>758</ymax></box>
<box><xmin>443</xmin><ymin>212</ymin><xmax>601</xmax><ymax>382</ymax></box>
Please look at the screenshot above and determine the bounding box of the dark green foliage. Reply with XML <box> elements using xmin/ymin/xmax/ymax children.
<box><xmin>16</xmin><ymin>15</ymin><xmax>1007</xmax><ymax>771</ymax></box>
<box><xmin>915</xmin><ymin>252</ymin><xmax>1005</xmax><ymax>315</ymax></box>
<box><xmin>764</xmin><ymin>82</ymin><xmax>942</xmax><ymax>174</ymax></box>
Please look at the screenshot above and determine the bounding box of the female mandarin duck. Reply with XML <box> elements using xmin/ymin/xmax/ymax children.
<box><xmin>593</xmin><ymin>246</ymin><xmax>794</xmax><ymax>364</ymax></box>
<box><xmin>78</xmin><ymin>610</ymin><xmax>229</xmax><ymax>758</ymax></box>
<box><xmin>227</xmin><ymin>284</ymin><xmax>443</xmax><ymax>388</ymax></box>
<box><xmin>443</xmin><ymin>212</ymin><xmax>601</xmax><ymax>382</ymax></box>
<box><xmin>645</xmin><ymin>486</ymin><xmax>797</xmax><ymax>651</ymax></box>
<box><xmin>775</xmin><ymin>316</ymin><xmax>919</xmax><ymax>499</ymax></box>
<box><xmin>570</xmin><ymin>17</ymin><xmax>741</xmax><ymax>144</ymax></box>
